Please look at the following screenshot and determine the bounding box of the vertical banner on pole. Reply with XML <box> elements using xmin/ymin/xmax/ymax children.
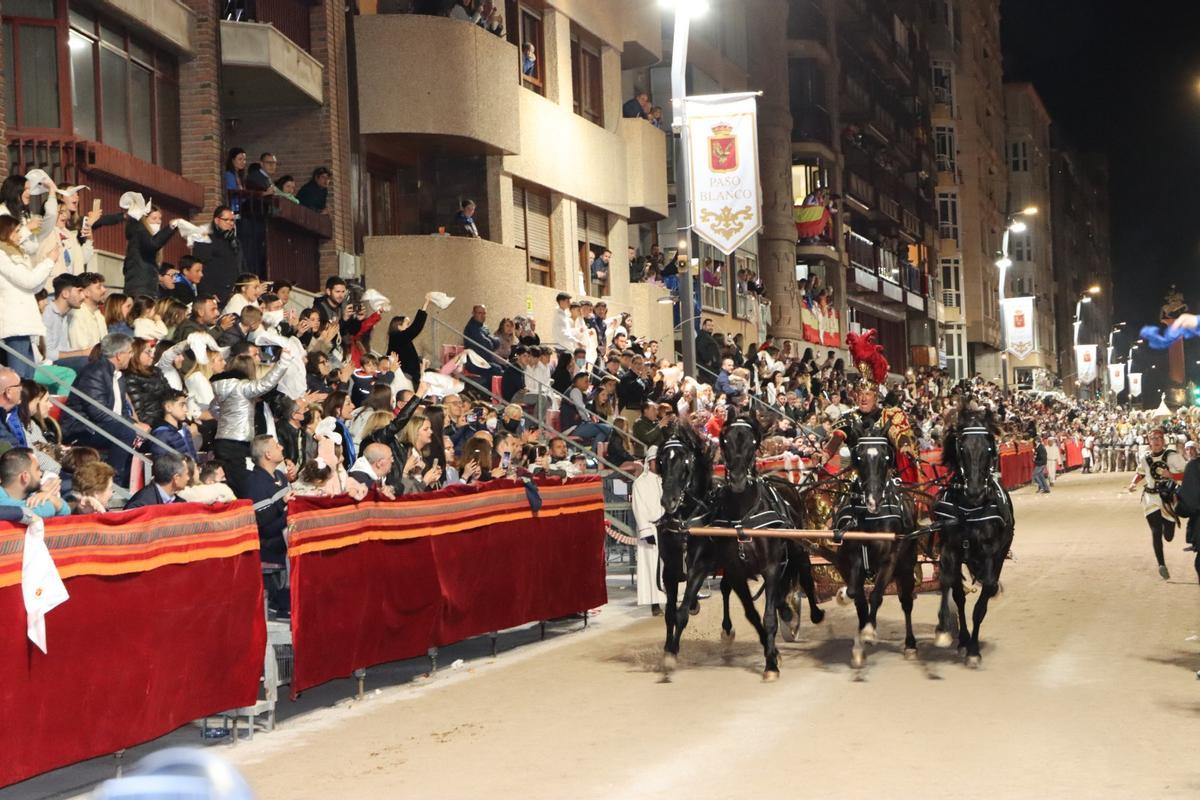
<box><xmin>1075</xmin><ymin>344</ymin><xmax>1098</xmax><ymax>384</ymax></box>
<box><xmin>1001</xmin><ymin>296</ymin><xmax>1036</xmax><ymax>359</ymax></box>
<box><xmin>683</xmin><ymin>93</ymin><xmax>762</xmax><ymax>256</ymax></box>
<box><xmin>1129</xmin><ymin>372</ymin><xmax>1143</xmax><ymax>398</ymax></box>
<box><xmin>1107</xmin><ymin>363</ymin><xmax>1126</xmax><ymax>394</ymax></box>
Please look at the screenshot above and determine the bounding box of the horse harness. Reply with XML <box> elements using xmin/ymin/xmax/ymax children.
<box><xmin>934</xmin><ymin>426</ymin><xmax>1013</xmax><ymax>551</ymax></box>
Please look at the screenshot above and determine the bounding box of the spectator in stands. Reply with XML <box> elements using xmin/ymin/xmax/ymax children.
<box><xmin>156</xmin><ymin>263</ymin><xmax>179</xmax><ymax>298</ymax></box>
<box><xmin>178</xmin><ymin>459</ymin><xmax>236</xmax><ymax>504</ymax></box>
<box><xmin>0</xmin><ymin>368</ymin><xmax>24</xmax><ymax>453</ymax></box>
<box><xmin>522</xmin><ymin>42</ymin><xmax>537</xmax><ymax>76</ymax></box>
<box><xmin>695</xmin><ymin>318</ymin><xmax>721</xmax><ymax>384</ymax></box>
<box><xmin>62</xmin><ymin>334</ymin><xmax>149</xmax><ymax>486</ymax></box>
<box><xmin>103</xmin><ymin>294</ymin><xmax>133</xmax><ymax>337</ymax></box>
<box><xmin>224</xmin><ymin>148</ymin><xmax>248</xmax><ymax>211</ymax></box>
<box><xmin>312</xmin><ymin>276</ymin><xmax>361</xmax><ymax>356</ymax></box>
<box><xmin>622</xmin><ymin>88</ymin><xmax>651</xmax><ymax>120</ymax></box>
<box><xmin>52</xmin><ymin>198</ymin><xmax>98</xmax><ymax>283</ymax></box>
<box><xmin>211</xmin><ymin>351</ymin><xmax>291</xmax><ymax>494</ymax></box>
<box><xmin>553</xmin><ymin>293</ymin><xmax>577</xmax><ymax>351</ymax></box>
<box><xmin>125</xmin><ymin>338</ymin><xmax>172</xmax><ymax>427</ymax></box>
<box><xmin>42</xmin><ymin>273</ymin><xmax>84</xmax><ymax>364</ymax></box>
<box><xmin>454</xmin><ymin>199</ymin><xmax>480</xmax><ymax>238</ymax></box>
<box><xmin>386</xmin><ymin>293</ymin><xmax>433</xmax><ymax>385</ymax></box>
<box><xmin>0</xmin><ymin>214</ymin><xmax>59</xmax><ymax>378</ymax></box>
<box><xmin>0</xmin><ymin>447</ymin><xmax>67</xmax><ymax>518</ymax></box>
<box><xmin>363</xmin><ymin>384</ymin><xmax>428</xmax><ymax>489</ymax></box>
<box><xmin>68</xmin><ymin>272</ymin><xmax>107</xmax><ymax>352</ymax></box>
<box><xmin>347</xmin><ymin>442</ymin><xmax>396</xmax><ymax>499</ymax></box>
<box><xmin>124</xmin><ymin>452</ymin><xmax>189</xmax><ymax>509</ymax></box>
<box><xmin>590</xmin><ymin>248</ymin><xmax>611</xmax><ymax>293</ymax></box>
<box><xmin>650</xmin><ymin>106</ymin><xmax>665</xmax><ymax>130</ymax></box>
<box><xmin>223</xmin><ymin>273</ymin><xmax>264</xmax><ymax>317</ymax></box>
<box><xmin>18</xmin><ymin>379</ymin><xmax>61</xmax><ymax>465</ymax></box>
<box><xmin>122</xmin><ymin>205</ymin><xmax>175</xmax><ymax>299</ymax></box>
<box><xmin>246</xmin><ymin>434</ymin><xmax>291</xmax><ymax>612</ymax></box>
<box><xmin>297</xmin><ymin>166</ymin><xmax>332</xmax><ymax>214</ymax></box>
<box><xmin>173</xmin><ymin>297</ymin><xmax>221</xmax><ymax>343</ymax></box>
<box><xmin>171</xmin><ymin>255</ymin><xmax>203</xmax><ymax>305</ymax></box>
<box><xmin>590</xmin><ymin>301</ymin><xmax>609</xmax><ymax>350</ymax></box>
<box><xmin>70</xmin><ymin>460</ymin><xmax>114</xmax><ymax>514</ymax></box>
<box><xmin>562</xmin><ymin>371</ymin><xmax>611</xmax><ymax>451</ymax></box>
<box><xmin>193</xmin><ymin>205</ymin><xmax>244</xmax><ymax>303</ymax></box>
<box><xmin>0</xmin><ymin>173</ymin><xmax>57</xmax><ymax>259</ymax></box>
<box><xmin>244</xmin><ymin>152</ymin><xmax>278</xmax><ymax>194</ymax></box>
<box><xmin>463</xmin><ymin>304</ymin><xmax>502</xmax><ymax>382</ymax></box>
<box><xmin>150</xmin><ymin>389</ymin><xmax>198</xmax><ymax>461</ymax></box>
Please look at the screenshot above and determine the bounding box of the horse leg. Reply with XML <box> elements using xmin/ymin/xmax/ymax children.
<box><xmin>847</xmin><ymin>560</ymin><xmax>870</xmax><ymax>668</ymax></box>
<box><xmin>952</xmin><ymin>573</ymin><xmax>970</xmax><ymax>655</ymax></box>
<box><xmin>863</xmin><ymin>546</ymin><xmax>897</xmax><ymax>644</ymax></box>
<box><xmin>720</xmin><ymin>574</ymin><xmax>735</xmax><ymax>645</ymax></box>
<box><xmin>661</xmin><ymin>558</ymin><xmax>679</xmax><ymax>655</ymax></box>
<box><xmin>896</xmin><ymin>547</ymin><xmax>918</xmax><ymax>659</ymax></box>
<box><xmin>664</xmin><ymin>559</ymin><xmax>709</xmax><ymax>673</ymax></box>
<box><xmin>935</xmin><ymin>535</ymin><xmax>957</xmax><ymax>647</ymax></box>
<box><xmin>794</xmin><ymin>549</ymin><xmax>826</xmax><ymax>625</ymax></box>
<box><xmin>967</xmin><ymin>557</ymin><xmax>1000</xmax><ymax>667</ymax></box>
<box><xmin>760</xmin><ymin>563</ymin><xmax>782</xmax><ymax>681</ymax></box>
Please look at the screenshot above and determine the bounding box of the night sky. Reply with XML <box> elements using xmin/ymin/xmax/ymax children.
<box><xmin>1001</xmin><ymin>0</ymin><xmax>1200</xmax><ymax>395</ymax></box>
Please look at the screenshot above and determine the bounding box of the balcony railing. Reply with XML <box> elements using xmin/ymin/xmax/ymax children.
<box><xmin>231</xmin><ymin>191</ymin><xmax>332</xmax><ymax>291</ymax></box>
<box><xmin>223</xmin><ymin>0</ymin><xmax>313</xmax><ymax>52</ymax></box>
<box><xmin>792</xmin><ymin>105</ymin><xmax>833</xmax><ymax>147</ymax></box>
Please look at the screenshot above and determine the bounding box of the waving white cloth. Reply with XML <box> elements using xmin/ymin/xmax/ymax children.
<box><xmin>172</xmin><ymin>218</ymin><xmax>212</xmax><ymax>247</ymax></box>
<box><xmin>24</xmin><ymin>169</ymin><xmax>53</xmax><ymax>196</ymax></box>
<box><xmin>55</xmin><ymin>184</ymin><xmax>89</xmax><ymax>199</ymax></box>
<box><xmin>118</xmin><ymin>191</ymin><xmax>152</xmax><ymax>221</ymax></box>
<box><xmin>360</xmin><ymin>289</ymin><xmax>391</xmax><ymax>314</ymax></box>
<box><xmin>21</xmin><ymin>514</ymin><xmax>68</xmax><ymax>654</ymax></box>
<box><xmin>314</xmin><ymin>416</ymin><xmax>340</xmax><ymax>443</ymax></box>
<box><xmin>248</xmin><ymin>329</ymin><xmax>307</xmax><ymax>399</ymax></box>
<box><xmin>428</xmin><ymin>292</ymin><xmax>455</xmax><ymax>310</ymax></box>
<box><xmin>187</xmin><ymin>332</ymin><xmax>224</xmax><ymax>364</ymax></box>
<box><xmin>421</xmin><ymin>370</ymin><xmax>462</xmax><ymax>398</ymax></box>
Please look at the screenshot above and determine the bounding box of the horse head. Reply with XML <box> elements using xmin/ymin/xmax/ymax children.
<box><xmin>853</xmin><ymin>426</ymin><xmax>895</xmax><ymax>514</ymax></box>
<box><xmin>720</xmin><ymin>406</ymin><xmax>760</xmax><ymax>493</ymax></box>
<box><xmin>658</xmin><ymin>425</ymin><xmax>696</xmax><ymax>516</ymax></box>
<box><xmin>955</xmin><ymin>409</ymin><xmax>998</xmax><ymax>506</ymax></box>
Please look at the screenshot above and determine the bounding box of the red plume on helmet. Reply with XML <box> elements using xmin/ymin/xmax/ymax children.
<box><xmin>846</xmin><ymin>329</ymin><xmax>889</xmax><ymax>389</ymax></box>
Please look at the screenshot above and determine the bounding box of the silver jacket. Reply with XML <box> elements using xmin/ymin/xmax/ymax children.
<box><xmin>211</xmin><ymin>360</ymin><xmax>288</xmax><ymax>442</ymax></box>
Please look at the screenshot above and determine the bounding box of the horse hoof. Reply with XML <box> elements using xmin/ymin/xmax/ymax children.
<box><xmin>861</xmin><ymin>623</ymin><xmax>876</xmax><ymax>643</ymax></box>
<box><xmin>935</xmin><ymin>632</ymin><xmax>953</xmax><ymax>649</ymax></box>
<box><xmin>810</xmin><ymin>607</ymin><xmax>826</xmax><ymax>625</ymax></box>
<box><xmin>835</xmin><ymin>587</ymin><xmax>850</xmax><ymax>606</ymax></box>
<box><xmin>721</xmin><ymin>629</ymin><xmax>736</xmax><ymax>645</ymax></box>
<box><xmin>762</xmin><ymin>669</ymin><xmax>780</xmax><ymax>683</ymax></box>
<box><xmin>662</xmin><ymin>652</ymin><xmax>677</xmax><ymax>673</ymax></box>
<box><xmin>779</xmin><ymin>621</ymin><xmax>797</xmax><ymax>643</ymax></box>
<box><xmin>966</xmin><ymin>654</ymin><xmax>981</xmax><ymax>669</ymax></box>
<box><xmin>957</xmin><ymin>646</ymin><xmax>968</xmax><ymax>658</ymax></box>
<box><xmin>688</xmin><ymin>603</ymin><xmax>701</xmax><ymax>617</ymax></box>
<box><xmin>903</xmin><ymin>647</ymin><xmax>918</xmax><ymax>661</ymax></box>
<box><xmin>851</xmin><ymin>648</ymin><xmax>864</xmax><ymax>669</ymax></box>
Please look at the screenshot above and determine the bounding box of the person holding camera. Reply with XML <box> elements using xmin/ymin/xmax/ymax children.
<box><xmin>1129</xmin><ymin>428</ymin><xmax>1187</xmax><ymax>580</ymax></box>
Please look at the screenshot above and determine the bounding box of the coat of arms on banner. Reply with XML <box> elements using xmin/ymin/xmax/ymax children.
<box><xmin>708</xmin><ymin>124</ymin><xmax>738</xmax><ymax>173</ymax></box>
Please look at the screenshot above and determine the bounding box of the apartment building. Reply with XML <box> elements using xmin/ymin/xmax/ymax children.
<box><xmin>355</xmin><ymin>2</ymin><xmax>675</xmax><ymax>349</ymax></box>
<box><xmin>1003</xmin><ymin>81</ymin><xmax>1055</xmax><ymax>387</ymax></box>
<box><xmin>1</xmin><ymin>0</ymin><xmax>351</xmax><ymax>291</ymax></box>
<box><xmin>926</xmin><ymin>0</ymin><xmax>1007</xmax><ymax>382</ymax></box>
<box><xmin>786</xmin><ymin>0</ymin><xmax>940</xmax><ymax>373</ymax></box>
<box><xmin>1050</xmin><ymin>143</ymin><xmax>1113</xmax><ymax>391</ymax></box>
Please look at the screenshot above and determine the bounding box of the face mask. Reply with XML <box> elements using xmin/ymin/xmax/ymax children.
<box><xmin>576</xmin><ymin>359</ymin><xmax>586</xmax><ymax>370</ymax></box>
<box><xmin>148</xmin><ymin>223</ymin><xmax>161</xmax><ymax>235</ymax></box>
<box><xmin>262</xmin><ymin>310</ymin><xmax>284</xmax><ymax>328</ymax></box>
<box><xmin>486</xmin><ymin>418</ymin><xmax>497</xmax><ymax>432</ymax></box>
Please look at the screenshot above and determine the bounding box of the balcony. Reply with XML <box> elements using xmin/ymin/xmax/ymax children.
<box><xmin>621</xmin><ymin>0</ymin><xmax>662</xmax><ymax>69</ymax></box>
<box><xmin>355</xmin><ymin>14</ymin><xmax>520</xmax><ymax>156</ymax></box>
<box><xmin>233</xmin><ymin>193</ymin><xmax>332</xmax><ymax>291</ymax></box>
<box><xmin>791</xmin><ymin>105</ymin><xmax>835</xmax><ymax>159</ymax></box>
<box><xmin>220</xmin><ymin>17</ymin><xmax>323</xmax><ymax>111</ymax></box>
<box><xmin>99</xmin><ymin>0</ymin><xmax>195</xmax><ymax>54</ymax></box>
<box><xmin>787</xmin><ymin>0</ymin><xmax>831</xmax><ymax>62</ymax></box>
<box><xmin>620</xmin><ymin>119</ymin><xmax>668</xmax><ymax>223</ymax></box>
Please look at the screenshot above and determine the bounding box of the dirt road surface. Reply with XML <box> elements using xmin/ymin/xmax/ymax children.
<box><xmin>210</xmin><ymin>472</ymin><xmax>1198</xmax><ymax>799</ymax></box>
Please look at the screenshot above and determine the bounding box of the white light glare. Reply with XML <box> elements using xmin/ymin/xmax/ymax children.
<box><xmin>660</xmin><ymin>0</ymin><xmax>710</xmax><ymax>16</ymax></box>
<box><xmin>1008</xmin><ymin>220</ymin><xmax>1027</xmax><ymax>233</ymax></box>
<box><xmin>995</xmin><ymin>257</ymin><xmax>1013</xmax><ymax>269</ymax></box>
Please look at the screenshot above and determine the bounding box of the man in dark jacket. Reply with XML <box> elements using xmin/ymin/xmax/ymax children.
<box><xmin>296</xmin><ymin>166</ymin><xmax>331</xmax><ymax>213</ymax></box>
<box><xmin>1177</xmin><ymin>453</ymin><xmax>1200</xmax><ymax>584</ymax></box>
<box><xmin>463</xmin><ymin>304</ymin><xmax>502</xmax><ymax>384</ymax></box>
<box><xmin>245</xmin><ymin>435</ymin><xmax>292</xmax><ymax>615</ymax></box>
<box><xmin>630</xmin><ymin>401</ymin><xmax>666</xmax><ymax>459</ymax></box>
<box><xmin>173</xmin><ymin>296</ymin><xmax>224</xmax><ymax>341</ymax></box>
<box><xmin>124</xmin><ymin>452</ymin><xmax>189</xmax><ymax>509</ymax></box>
<box><xmin>170</xmin><ymin>255</ymin><xmax>203</xmax><ymax>305</ymax></box>
<box><xmin>193</xmin><ymin>206</ymin><xmax>244</xmax><ymax>303</ymax></box>
<box><xmin>501</xmin><ymin>346</ymin><xmax>530</xmax><ymax>402</ymax></box>
<box><xmin>61</xmin><ymin>334</ymin><xmax>150</xmax><ymax>487</ymax></box>
<box><xmin>312</xmin><ymin>276</ymin><xmax>362</xmax><ymax>355</ymax></box>
<box><xmin>695</xmin><ymin>318</ymin><xmax>721</xmax><ymax>384</ymax></box>
<box><xmin>1033</xmin><ymin>436</ymin><xmax>1050</xmax><ymax>494</ymax></box>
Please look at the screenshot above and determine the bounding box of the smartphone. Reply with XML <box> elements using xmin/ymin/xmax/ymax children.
<box><xmin>501</xmin><ymin>452</ymin><xmax>512</xmax><ymax>469</ymax></box>
<box><xmin>91</xmin><ymin>199</ymin><xmax>102</xmax><ymax>214</ymax></box>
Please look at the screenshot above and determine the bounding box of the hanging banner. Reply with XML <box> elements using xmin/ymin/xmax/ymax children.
<box><xmin>1001</xmin><ymin>296</ymin><xmax>1036</xmax><ymax>359</ymax></box>
<box><xmin>1075</xmin><ymin>344</ymin><xmax>1098</xmax><ymax>384</ymax></box>
<box><xmin>683</xmin><ymin>92</ymin><xmax>762</xmax><ymax>255</ymax></box>
<box><xmin>1129</xmin><ymin>372</ymin><xmax>1143</xmax><ymax>398</ymax></box>
<box><xmin>1107</xmin><ymin>363</ymin><xmax>1126</xmax><ymax>393</ymax></box>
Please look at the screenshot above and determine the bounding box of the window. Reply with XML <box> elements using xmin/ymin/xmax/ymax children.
<box><xmin>570</xmin><ymin>27</ymin><xmax>603</xmax><ymax>126</ymax></box>
<box><xmin>506</xmin><ymin>0</ymin><xmax>545</xmax><ymax>95</ymax></box>
<box><xmin>1010</xmin><ymin>230</ymin><xmax>1031</xmax><ymax>262</ymax></box>
<box><xmin>698</xmin><ymin>241</ymin><xmax>728</xmax><ymax>313</ymax></box>
<box><xmin>513</xmin><ymin>183</ymin><xmax>553</xmax><ymax>286</ymax></box>
<box><xmin>937</xmin><ymin>191</ymin><xmax>959</xmax><ymax>242</ymax></box>
<box><xmin>934</xmin><ymin>125</ymin><xmax>956</xmax><ymax>172</ymax></box>
<box><xmin>65</xmin><ymin>6</ymin><xmax>181</xmax><ymax>170</ymax></box>
<box><xmin>791</xmin><ymin>162</ymin><xmax>828</xmax><ymax>205</ymax></box>
<box><xmin>940</xmin><ymin>257</ymin><xmax>961</xmax><ymax>308</ymax></box>
<box><xmin>932</xmin><ymin>60</ymin><xmax>954</xmax><ymax>107</ymax></box>
<box><xmin>733</xmin><ymin>252</ymin><xmax>756</xmax><ymax>320</ymax></box>
<box><xmin>3</xmin><ymin>0</ymin><xmax>61</xmax><ymax>130</ymax></box>
<box><xmin>943</xmin><ymin>324</ymin><xmax>966</xmax><ymax>381</ymax></box>
<box><xmin>1009</xmin><ymin>140</ymin><xmax>1029</xmax><ymax>172</ymax></box>
<box><xmin>576</xmin><ymin>203</ymin><xmax>608</xmax><ymax>295</ymax></box>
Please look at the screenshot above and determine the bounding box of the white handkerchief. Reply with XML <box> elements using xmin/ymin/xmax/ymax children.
<box><xmin>421</xmin><ymin>371</ymin><xmax>463</xmax><ymax>398</ymax></box>
<box><xmin>25</xmin><ymin>169</ymin><xmax>52</xmax><ymax>196</ymax></box>
<box><xmin>428</xmin><ymin>292</ymin><xmax>455</xmax><ymax>310</ymax></box>
<box><xmin>21</xmin><ymin>516</ymin><xmax>68</xmax><ymax>654</ymax></box>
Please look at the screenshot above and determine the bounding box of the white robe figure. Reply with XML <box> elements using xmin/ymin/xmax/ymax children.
<box><xmin>631</xmin><ymin>448</ymin><xmax>665</xmax><ymax>607</ymax></box>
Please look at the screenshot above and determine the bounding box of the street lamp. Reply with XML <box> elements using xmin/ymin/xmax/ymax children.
<box><xmin>995</xmin><ymin>204</ymin><xmax>1039</xmax><ymax>391</ymax></box>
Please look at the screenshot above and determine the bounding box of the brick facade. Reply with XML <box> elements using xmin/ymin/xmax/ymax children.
<box><xmin>179</xmin><ymin>0</ymin><xmax>225</xmax><ymax>217</ymax></box>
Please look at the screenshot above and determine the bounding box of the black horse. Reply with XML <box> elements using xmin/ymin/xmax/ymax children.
<box><xmin>833</xmin><ymin>427</ymin><xmax>920</xmax><ymax>668</ymax></box>
<box><xmin>656</xmin><ymin>422</ymin><xmax>718</xmax><ymax>658</ymax></box>
<box><xmin>933</xmin><ymin>408</ymin><xmax>1014</xmax><ymax>667</ymax></box>
<box><xmin>663</xmin><ymin>408</ymin><xmax>791</xmax><ymax>680</ymax></box>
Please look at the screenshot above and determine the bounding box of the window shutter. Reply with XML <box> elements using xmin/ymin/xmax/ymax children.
<box><xmin>526</xmin><ymin>190</ymin><xmax>551</xmax><ymax>261</ymax></box>
<box><xmin>512</xmin><ymin>185</ymin><xmax>526</xmax><ymax>248</ymax></box>
<box><xmin>587</xmin><ymin>209</ymin><xmax>608</xmax><ymax>246</ymax></box>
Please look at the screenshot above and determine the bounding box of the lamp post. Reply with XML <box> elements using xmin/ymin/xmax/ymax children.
<box><xmin>664</xmin><ymin>0</ymin><xmax>709</xmax><ymax>379</ymax></box>
<box><xmin>995</xmin><ymin>205</ymin><xmax>1037</xmax><ymax>391</ymax></box>
<box><xmin>1070</xmin><ymin>285</ymin><xmax>1101</xmax><ymax>398</ymax></box>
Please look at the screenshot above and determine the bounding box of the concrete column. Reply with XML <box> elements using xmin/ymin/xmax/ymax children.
<box><xmin>180</xmin><ymin>0</ymin><xmax>225</xmax><ymax>215</ymax></box>
<box><xmin>747</xmin><ymin>0</ymin><xmax>801</xmax><ymax>340</ymax></box>
<box><xmin>543</xmin><ymin>9</ymin><xmax>573</xmax><ymax>110</ymax></box>
<box><xmin>487</xmin><ymin>157</ymin><xmax>514</xmax><ymax>247</ymax></box>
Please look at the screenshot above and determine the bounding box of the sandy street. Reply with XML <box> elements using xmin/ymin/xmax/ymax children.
<box><xmin>209</xmin><ymin>471</ymin><xmax>1198</xmax><ymax>800</ymax></box>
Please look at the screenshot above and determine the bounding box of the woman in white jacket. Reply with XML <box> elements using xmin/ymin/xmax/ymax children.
<box><xmin>46</xmin><ymin>198</ymin><xmax>96</xmax><ymax>289</ymax></box>
<box><xmin>0</xmin><ymin>215</ymin><xmax>60</xmax><ymax>377</ymax></box>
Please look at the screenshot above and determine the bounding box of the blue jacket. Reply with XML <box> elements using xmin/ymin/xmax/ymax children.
<box><xmin>716</xmin><ymin>369</ymin><xmax>740</xmax><ymax>399</ymax></box>
<box><xmin>0</xmin><ymin>486</ymin><xmax>69</xmax><ymax>518</ymax></box>
<box><xmin>150</xmin><ymin>423</ymin><xmax>197</xmax><ymax>461</ymax></box>
<box><xmin>463</xmin><ymin>318</ymin><xmax>500</xmax><ymax>368</ymax></box>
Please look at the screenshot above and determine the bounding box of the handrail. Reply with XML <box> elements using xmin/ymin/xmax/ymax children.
<box><xmin>0</xmin><ymin>339</ymin><xmax>182</xmax><ymax>462</ymax></box>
